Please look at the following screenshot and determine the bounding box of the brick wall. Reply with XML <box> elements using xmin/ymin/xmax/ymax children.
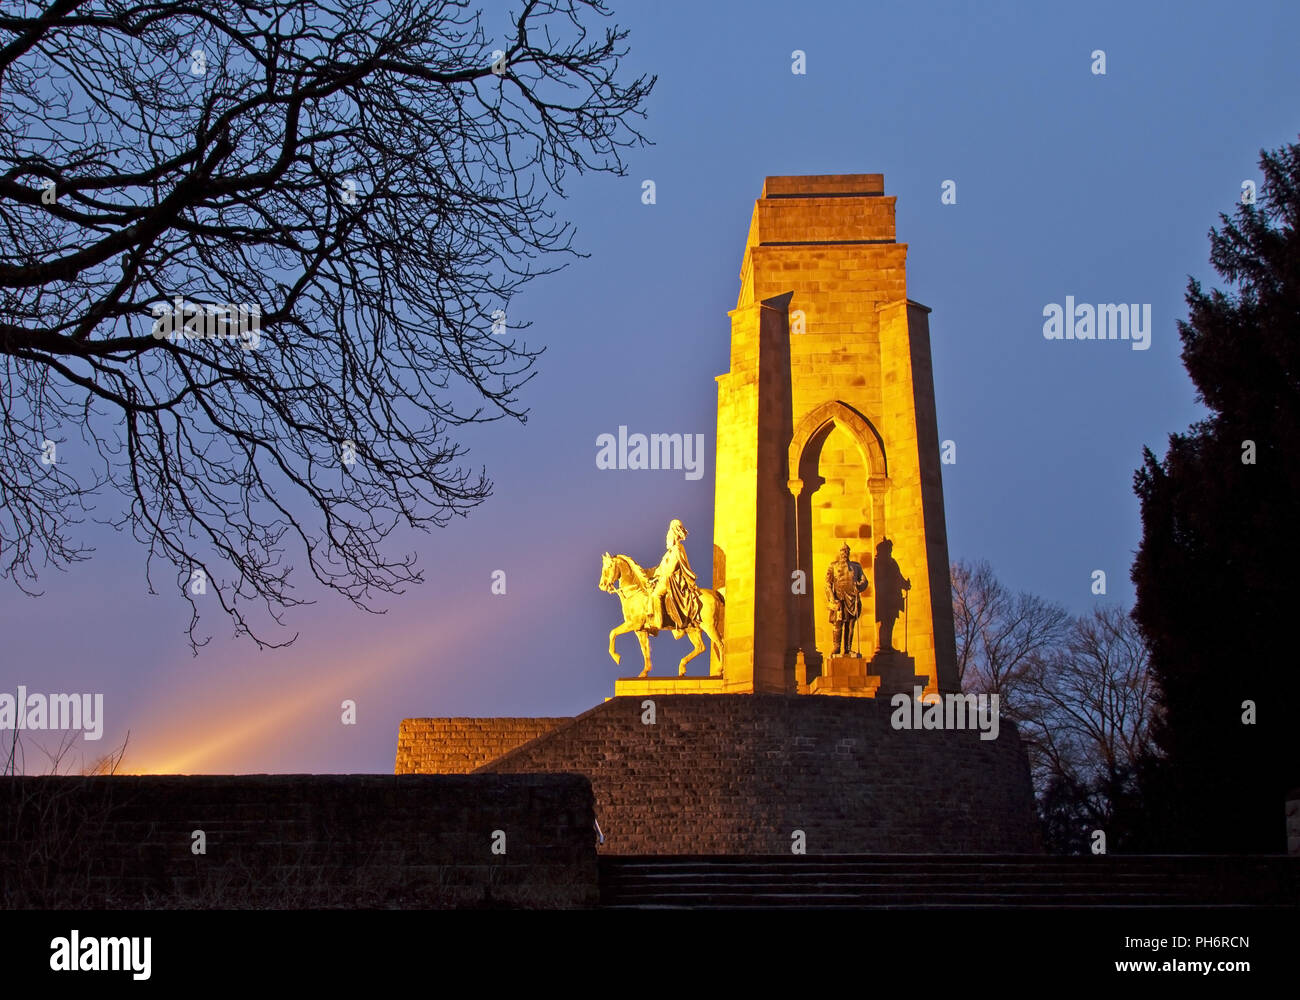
<box><xmin>396</xmin><ymin>717</ymin><xmax>570</xmax><ymax>774</ymax></box>
<box><xmin>463</xmin><ymin>695</ymin><xmax>1041</xmax><ymax>855</ymax></box>
<box><xmin>0</xmin><ymin>774</ymin><xmax>596</xmax><ymax>908</ymax></box>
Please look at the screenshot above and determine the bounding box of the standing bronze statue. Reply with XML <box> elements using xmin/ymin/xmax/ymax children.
<box><xmin>825</xmin><ymin>542</ymin><xmax>869</xmax><ymax>656</ymax></box>
<box><xmin>873</xmin><ymin>538</ymin><xmax>911</xmax><ymax>652</ymax></box>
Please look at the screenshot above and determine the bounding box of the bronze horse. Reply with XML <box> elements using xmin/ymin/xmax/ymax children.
<box><xmin>599</xmin><ymin>552</ymin><xmax>725</xmax><ymax>677</ymax></box>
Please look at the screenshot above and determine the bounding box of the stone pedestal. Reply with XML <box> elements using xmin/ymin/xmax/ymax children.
<box><xmin>804</xmin><ymin>650</ymin><xmax>931</xmax><ymax>699</ymax></box>
<box><xmin>809</xmin><ymin>655</ymin><xmax>881</xmax><ymax>698</ymax></box>
<box><xmin>613</xmin><ymin>676</ymin><xmax>727</xmax><ymax>697</ymax></box>
<box><xmin>869</xmin><ymin>650</ymin><xmax>931</xmax><ymax>697</ymax></box>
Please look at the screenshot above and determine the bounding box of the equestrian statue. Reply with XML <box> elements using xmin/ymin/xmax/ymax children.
<box><xmin>598</xmin><ymin>519</ymin><xmax>725</xmax><ymax>677</ymax></box>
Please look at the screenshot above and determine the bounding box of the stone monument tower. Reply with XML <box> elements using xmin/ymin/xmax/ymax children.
<box><xmin>398</xmin><ymin>174</ymin><xmax>1040</xmax><ymax>856</ymax></box>
<box><xmin>712</xmin><ymin>174</ymin><xmax>959</xmax><ymax>697</ymax></box>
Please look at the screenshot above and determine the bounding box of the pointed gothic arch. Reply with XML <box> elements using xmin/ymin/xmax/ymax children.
<box><xmin>784</xmin><ymin>400</ymin><xmax>891</xmax><ymax>668</ymax></box>
<box><xmin>787</xmin><ymin>400</ymin><xmax>888</xmax><ymax>493</ymax></box>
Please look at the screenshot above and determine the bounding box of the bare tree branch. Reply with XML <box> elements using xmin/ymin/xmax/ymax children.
<box><xmin>0</xmin><ymin>0</ymin><xmax>655</xmax><ymax>649</ymax></box>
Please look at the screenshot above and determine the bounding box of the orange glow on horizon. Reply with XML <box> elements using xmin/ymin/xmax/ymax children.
<box><xmin>119</xmin><ymin>600</ymin><xmax>493</xmax><ymax>774</ymax></box>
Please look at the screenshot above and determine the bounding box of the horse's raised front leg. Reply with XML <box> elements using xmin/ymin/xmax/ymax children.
<box><xmin>678</xmin><ymin>630</ymin><xmax>705</xmax><ymax>676</ymax></box>
<box><xmin>608</xmin><ymin>620</ymin><xmax>636</xmax><ymax>665</ymax></box>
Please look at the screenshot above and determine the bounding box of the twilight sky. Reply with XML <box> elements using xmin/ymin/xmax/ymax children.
<box><xmin>4</xmin><ymin>0</ymin><xmax>1299</xmax><ymax>775</ymax></box>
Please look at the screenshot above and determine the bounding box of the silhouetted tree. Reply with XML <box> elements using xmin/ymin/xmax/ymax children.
<box><xmin>0</xmin><ymin>0</ymin><xmax>653</xmax><ymax>648</ymax></box>
<box><xmin>1131</xmin><ymin>137</ymin><xmax>1300</xmax><ymax>852</ymax></box>
<box><xmin>951</xmin><ymin>558</ymin><xmax>1069</xmax><ymax>710</ymax></box>
<box><xmin>953</xmin><ymin>563</ymin><xmax>1158</xmax><ymax>852</ymax></box>
<box><xmin>1019</xmin><ymin>607</ymin><xmax>1156</xmax><ymax>852</ymax></box>
<box><xmin>1019</xmin><ymin>607</ymin><xmax>1154</xmax><ymax>789</ymax></box>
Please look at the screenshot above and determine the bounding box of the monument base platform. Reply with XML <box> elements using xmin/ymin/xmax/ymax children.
<box><xmin>446</xmin><ymin>695</ymin><xmax>1041</xmax><ymax>854</ymax></box>
<box><xmin>613</xmin><ymin>675</ymin><xmax>726</xmax><ymax>697</ymax></box>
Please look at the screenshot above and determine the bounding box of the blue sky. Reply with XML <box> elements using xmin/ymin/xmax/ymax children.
<box><xmin>3</xmin><ymin>0</ymin><xmax>1298</xmax><ymax>774</ymax></box>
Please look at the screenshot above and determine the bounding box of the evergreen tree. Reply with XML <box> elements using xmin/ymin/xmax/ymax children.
<box><xmin>1131</xmin><ymin>137</ymin><xmax>1300</xmax><ymax>852</ymax></box>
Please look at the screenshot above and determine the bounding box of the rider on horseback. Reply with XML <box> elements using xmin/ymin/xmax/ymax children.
<box><xmin>648</xmin><ymin>518</ymin><xmax>703</xmax><ymax>636</ymax></box>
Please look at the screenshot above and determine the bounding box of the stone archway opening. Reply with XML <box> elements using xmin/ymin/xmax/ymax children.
<box><xmin>787</xmin><ymin>401</ymin><xmax>888</xmax><ymax>676</ymax></box>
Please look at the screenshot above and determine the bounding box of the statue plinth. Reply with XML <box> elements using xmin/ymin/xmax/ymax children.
<box><xmin>804</xmin><ymin>649</ymin><xmax>931</xmax><ymax>699</ymax></box>
<box><xmin>613</xmin><ymin>676</ymin><xmax>727</xmax><ymax>697</ymax></box>
<box><xmin>868</xmin><ymin>650</ymin><xmax>930</xmax><ymax>698</ymax></box>
<box><xmin>809</xmin><ymin>655</ymin><xmax>881</xmax><ymax>698</ymax></box>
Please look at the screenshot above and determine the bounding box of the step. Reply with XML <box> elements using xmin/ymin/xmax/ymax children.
<box><xmin>597</xmin><ymin>855</ymin><xmax>1300</xmax><ymax>908</ymax></box>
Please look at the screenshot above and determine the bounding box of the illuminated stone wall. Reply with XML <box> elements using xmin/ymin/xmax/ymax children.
<box><xmin>713</xmin><ymin>175</ymin><xmax>958</xmax><ymax>695</ymax></box>
<box><xmin>471</xmin><ymin>695</ymin><xmax>1041</xmax><ymax>855</ymax></box>
<box><xmin>396</xmin><ymin>717</ymin><xmax>570</xmax><ymax>774</ymax></box>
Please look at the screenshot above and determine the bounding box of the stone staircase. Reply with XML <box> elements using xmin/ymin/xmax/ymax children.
<box><xmin>598</xmin><ymin>854</ymin><xmax>1300</xmax><ymax>908</ymax></box>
